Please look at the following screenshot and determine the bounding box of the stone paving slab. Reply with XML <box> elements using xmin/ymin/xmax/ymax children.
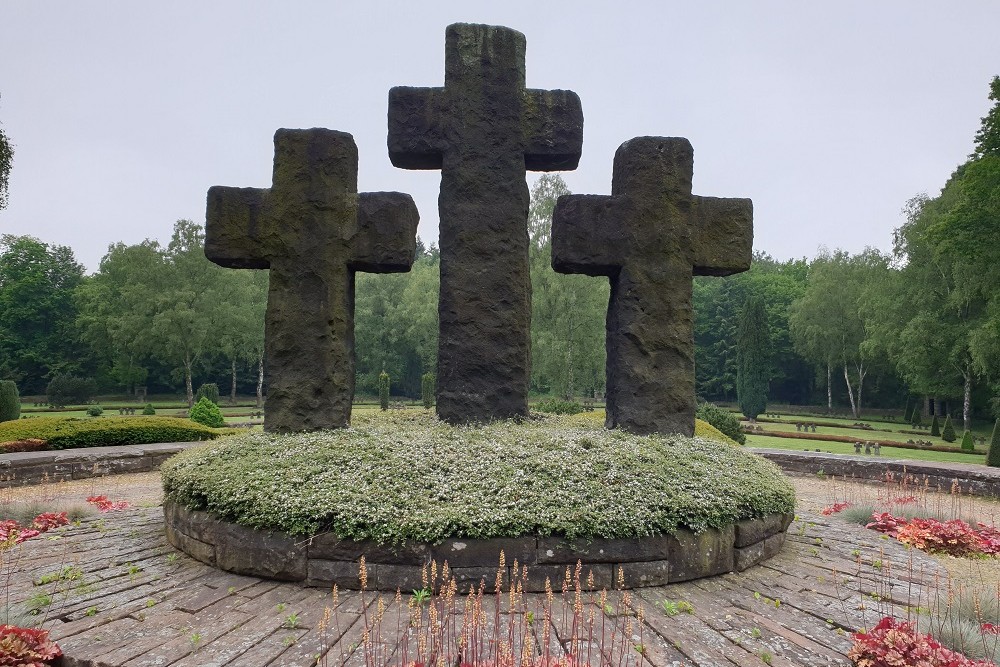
<box><xmin>4</xmin><ymin>501</ymin><xmax>951</xmax><ymax>666</ymax></box>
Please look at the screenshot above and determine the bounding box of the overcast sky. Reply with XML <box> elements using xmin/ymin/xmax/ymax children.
<box><xmin>1</xmin><ymin>1</ymin><xmax>997</xmax><ymax>273</ymax></box>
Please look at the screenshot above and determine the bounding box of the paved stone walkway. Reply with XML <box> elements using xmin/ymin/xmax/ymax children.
<box><xmin>6</xmin><ymin>501</ymin><xmax>949</xmax><ymax>666</ymax></box>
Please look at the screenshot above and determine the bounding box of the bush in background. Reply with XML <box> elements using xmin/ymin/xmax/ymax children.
<box><xmin>960</xmin><ymin>430</ymin><xmax>975</xmax><ymax>452</ymax></box>
<box><xmin>930</xmin><ymin>415</ymin><xmax>940</xmax><ymax>437</ymax></box>
<box><xmin>941</xmin><ymin>415</ymin><xmax>956</xmax><ymax>443</ymax></box>
<box><xmin>142</xmin><ymin>403</ymin><xmax>156</xmax><ymax>415</ymax></box>
<box><xmin>189</xmin><ymin>397</ymin><xmax>225</xmax><ymax>428</ymax></box>
<box><xmin>696</xmin><ymin>402</ymin><xmax>746</xmax><ymax>445</ymax></box>
<box><xmin>421</xmin><ymin>372</ymin><xmax>435</xmax><ymax>409</ymax></box>
<box><xmin>45</xmin><ymin>374</ymin><xmax>97</xmax><ymax>408</ymax></box>
<box><xmin>0</xmin><ymin>416</ymin><xmax>220</xmax><ymax>450</ymax></box>
<box><xmin>0</xmin><ymin>380</ymin><xmax>20</xmax><ymax>422</ymax></box>
<box><xmin>195</xmin><ymin>383</ymin><xmax>220</xmax><ymax>405</ymax></box>
<box><xmin>378</xmin><ymin>371</ymin><xmax>390</xmax><ymax>411</ymax></box>
<box><xmin>86</xmin><ymin>405</ymin><xmax>103</xmax><ymax>417</ymax></box>
<box><xmin>988</xmin><ymin>419</ymin><xmax>1000</xmax><ymax>468</ymax></box>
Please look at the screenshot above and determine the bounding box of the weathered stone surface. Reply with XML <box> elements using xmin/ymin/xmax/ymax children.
<box><xmin>305</xmin><ymin>559</ymin><xmax>368</xmax><ymax>589</ymax></box>
<box><xmin>733</xmin><ymin>540</ymin><xmax>764</xmax><ymax>572</ymax></box>
<box><xmin>374</xmin><ymin>564</ymin><xmax>426</xmax><ymax>592</ymax></box>
<box><xmin>734</xmin><ymin>513</ymin><xmax>786</xmax><ymax>548</ymax></box>
<box><xmin>165</xmin><ymin>523</ymin><xmax>216</xmax><ymax>566</ymax></box>
<box><xmin>389</xmin><ymin>23</ymin><xmax>583</xmax><ymax>424</ymax></box>
<box><xmin>521</xmin><ymin>563</ymin><xmax>614</xmax><ymax>593</ymax></box>
<box><xmin>431</xmin><ymin>536</ymin><xmax>536</xmax><ymax>567</ymax></box>
<box><xmin>206</xmin><ymin>128</ymin><xmax>419</xmax><ymax>433</ymax></box>
<box><xmin>664</xmin><ymin>524</ymin><xmax>736</xmax><ymax>582</ymax></box>
<box><xmin>618</xmin><ymin>559</ymin><xmax>670</xmax><ymax>587</ymax></box>
<box><xmin>552</xmin><ymin>137</ymin><xmax>752</xmax><ymax>436</ymax></box>
<box><xmin>537</xmin><ymin>535</ymin><xmax>671</xmax><ymax>564</ymax></box>
<box><xmin>307</xmin><ymin>534</ymin><xmax>430</xmax><ymax>565</ymax></box>
<box><xmin>213</xmin><ymin>521</ymin><xmax>307</xmax><ymax>582</ymax></box>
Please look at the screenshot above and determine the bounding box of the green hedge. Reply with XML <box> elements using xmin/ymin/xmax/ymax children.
<box><xmin>0</xmin><ymin>416</ymin><xmax>222</xmax><ymax>451</ymax></box>
<box><xmin>696</xmin><ymin>402</ymin><xmax>746</xmax><ymax>445</ymax></box>
<box><xmin>162</xmin><ymin>412</ymin><xmax>795</xmax><ymax>543</ymax></box>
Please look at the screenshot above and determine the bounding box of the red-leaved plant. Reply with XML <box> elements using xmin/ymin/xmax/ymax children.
<box><xmin>849</xmin><ymin>617</ymin><xmax>997</xmax><ymax>667</ymax></box>
<box><xmin>866</xmin><ymin>512</ymin><xmax>1000</xmax><ymax>557</ymax></box>
<box><xmin>0</xmin><ymin>513</ymin><xmax>68</xmax><ymax>546</ymax></box>
<box><xmin>86</xmin><ymin>495</ymin><xmax>129</xmax><ymax>512</ymax></box>
<box><xmin>0</xmin><ymin>625</ymin><xmax>62</xmax><ymax>666</ymax></box>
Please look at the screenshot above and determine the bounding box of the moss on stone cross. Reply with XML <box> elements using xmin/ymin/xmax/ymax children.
<box><xmin>388</xmin><ymin>23</ymin><xmax>583</xmax><ymax>425</ymax></box>
<box><xmin>205</xmin><ymin>129</ymin><xmax>418</xmax><ymax>433</ymax></box>
<box><xmin>552</xmin><ymin>137</ymin><xmax>752</xmax><ymax>436</ymax></box>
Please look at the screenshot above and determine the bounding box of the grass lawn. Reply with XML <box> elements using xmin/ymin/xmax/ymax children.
<box><xmin>746</xmin><ymin>433</ymin><xmax>987</xmax><ymax>465</ymax></box>
<box><xmin>751</xmin><ymin>412</ymin><xmax>994</xmax><ymax>440</ymax></box>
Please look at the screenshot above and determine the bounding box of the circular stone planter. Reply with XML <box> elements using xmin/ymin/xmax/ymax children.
<box><xmin>164</xmin><ymin>500</ymin><xmax>794</xmax><ymax>592</ymax></box>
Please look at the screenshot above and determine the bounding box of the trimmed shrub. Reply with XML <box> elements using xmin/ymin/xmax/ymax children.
<box><xmin>142</xmin><ymin>403</ymin><xmax>156</xmax><ymax>415</ymax></box>
<box><xmin>46</xmin><ymin>374</ymin><xmax>97</xmax><ymax>408</ymax></box>
<box><xmin>161</xmin><ymin>411</ymin><xmax>796</xmax><ymax>541</ymax></box>
<box><xmin>911</xmin><ymin>407</ymin><xmax>922</xmax><ymax>428</ymax></box>
<box><xmin>695</xmin><ymin>418</ymin><xmax>738</xmax><ymax>446</ymax></box>
<box><xmin>941</xmin><ymin>415</ymin><xmax>956</xmax><ymax>443</ymax></box>
<box><xmin>930</xmin><ymin>415</ymin><xmax>940</xmax><ymax>437</ymax></box>
<box><xmin>987</xmin><ymin>419</ymin><xmax>1000</xmax><ymax>468</ymax></box>
<box><xmin>960</xmin><ymin>430</ymin><xmax>975</xmax><ymax>451</ymax></box>
<box><xmin>86</xmin><ymin>405</ymin><xmax>103</xmax><ymax>417</ymax></box>
<box><xmin>195</xmin><ymin>383</ymin><xmax>220</xmax><ymax>405</ymax></box>
<box><xmin>696</xmin><ymin>402</ymin><xmax>746</xmax><ymax>445</ymax></box>
<box><xmin>534</xmin><ymin>398</ymin><xmax>583</xmax><ymax>415</ymax></box>
<box><xmin>378</xmin><ymin>371</ymin><xmax>390</xmax><ymax>411</ymax></box>
<box><xmin>189</xmin><ymin>397</ymin><xmax>225</xmax><ymax>428</ymax></box>
<box><xmin>0</xmin><ymin>380</ymin><xmax>20</xmax><ymax>422</ymax></box>
<box><xmin>0</xmin><ymin>416</ymin><xmax>220</xmax><ymax>450</ymax></box>
<box><xmin>421</xmin><ymin>373</ymin><xmax>435</xmax><ymax>409</ymax></box>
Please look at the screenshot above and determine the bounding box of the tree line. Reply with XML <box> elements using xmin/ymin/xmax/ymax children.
<box><xmin>1</xmin><ymin>79</ymin><xmax>997</xmax><ymax>422</ymax></box>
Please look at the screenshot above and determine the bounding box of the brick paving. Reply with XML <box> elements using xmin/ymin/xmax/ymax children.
<box><xmin>5</xmin><ymin>498</ymin><xmax>950</xmax><ymax>666</ymax></box>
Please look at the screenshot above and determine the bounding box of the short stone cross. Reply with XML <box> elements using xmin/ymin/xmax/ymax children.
<box><xmin>552</xmin><ymin>137</ymin><xmax>752</xmax><ymax>436</ymax></box>
<box><xmin>388</xmin><ymin>23</ymin><xmax>583</xmax><ymax>424</ymax></box>
<box><xmin>205</xmin><ymin>128</ymin><xmax>419</xmax><ymax>433</ymax></box>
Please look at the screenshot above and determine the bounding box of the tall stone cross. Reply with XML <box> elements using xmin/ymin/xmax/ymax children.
<box><xmin>552</xmin><ymin>137</ymin><xmax>753</xmax><ymax>436</ymax></box>
<box><xmin>205</xmin><ymin>128</ymin><xmax>419</xmax><ymax>433</ymax></box>
<box><xmin>388</xmin><ymin>23</ymin><xmax>583</xmax><ymax>424</ymax></box>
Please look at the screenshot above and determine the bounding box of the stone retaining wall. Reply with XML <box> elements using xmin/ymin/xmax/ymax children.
<box><xmin>752</xmin><ymin>448</ymin><xmax>1000</xmax><ymax>498</ymax></box>
<box><xmin>163</xmin><ymin>500</ymin><xmax>793</xmax><ymax>592</ymax></box>
<box><xmin>0</xmin><ymin>443</ymin><xmax>194</xmax><ymax>488</ymax></box>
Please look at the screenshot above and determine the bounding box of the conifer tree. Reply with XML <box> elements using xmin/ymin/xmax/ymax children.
<box><xmin>421</xmin><ymin>373</ymin><xmax>434</xmax><ymax>409</ymax></box>
<box><xmin>378</xmin><ymin>370</ymin><xmax>390</xmax><ymax>411</ymax></box>
<box><xmin>987</xmin><ymin>419</ymin><xmax>1000</xmax><ymax>467</ymax></box>
<box><xmin>0</xmin><ymin>380</ymin><xmax>19</xmax><ymax>422</ymax></box>
<box><xmin>736</xmin><ymin>296</ymin><xmax>770</xmax><ymax>421</ymax></box>
<box><xmin>930</xmin><ymin>415</ymin><xmax>940</xmax><ymax>437</ymax></box>
<box><xmin>941</xmin><ymin>414</ymin><xmax>957</xmax><ymax>443</ymax></box>
<box><xmin>960</xmin><ymin>430</ymin><xmax>975</xmax><ymax>451</ymax></box>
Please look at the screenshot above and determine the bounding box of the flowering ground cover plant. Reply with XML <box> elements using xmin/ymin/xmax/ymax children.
<box><xmin>161</xmin><ymin>412</ymin><xmax>795</xmax><ymax>543</ymax></box>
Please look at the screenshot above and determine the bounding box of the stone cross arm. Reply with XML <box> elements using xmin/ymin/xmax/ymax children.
<box><xmin>351</xmin><ymin>192</ymin><xmax>420</xmax><ymax>272</ymax></box>
<box><xmin>205</xmin><ymin>185</ymin><xmax>419</xmax><ymax>272</ymax></box>
<box><xmin>551</xmin><ymin>137</ymin><xmax>752</xmax><ymax>276</ymax></box>
<box><xmin>205</xmin><ymin>186</ymin><xmax>270</xmax><ymax>269</ymax></box>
